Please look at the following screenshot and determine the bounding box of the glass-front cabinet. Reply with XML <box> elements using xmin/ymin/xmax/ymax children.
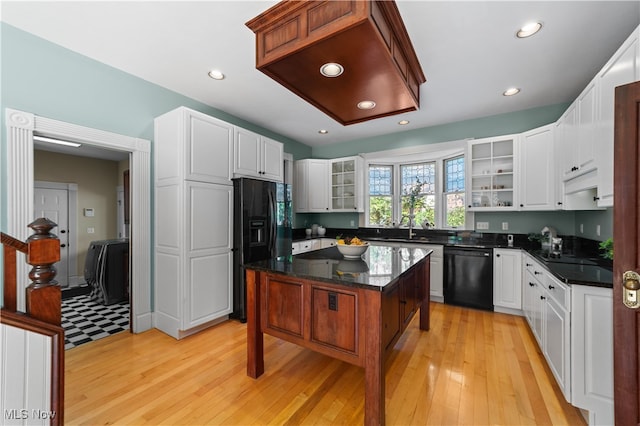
<box><xmin>331</xmin><ymin>156</ymin><xmax>364</xmax><ymax>212</ymax></box>
<box><xmin>467</xmin><ymin>136</ymin><xmax>518</xmax><ymax>211</ymax></box>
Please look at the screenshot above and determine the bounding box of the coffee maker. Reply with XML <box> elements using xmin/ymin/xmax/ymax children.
<box><xmin>550</xmin><ymin>237</ymin><xmax>563</xmax><ymax>258</ymax></box>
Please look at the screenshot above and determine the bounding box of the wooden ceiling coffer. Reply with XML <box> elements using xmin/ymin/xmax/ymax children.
<box><xmin>246</xmin><ymin>0</ymin><xmax>426</xmax><ymax>126</ymax></box>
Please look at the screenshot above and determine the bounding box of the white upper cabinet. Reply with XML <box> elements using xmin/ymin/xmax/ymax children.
<box><xmin>234</xmin><ymin>127</ymin><xmax>284</xmax><ymax>182</ymax></box>
<box><xmin>294</xmin><ymin>159</ymin><xmax>330</xmax><ymax>212</ymax></box>
<box><xmin>155</xmin><ymin>106</ymin><xmax>233</xmax><ymax>185</ymax></box>
<box><xmin>331</xmin><ymin>156</ymin><xmax>364</xmax><ymax>212</ymax></box>
<box><xmin>557</xmin><ymin>25</ymin><xmax>639</xmax><ymax>207</ymax></box>
<box><xmin>595</xmin><ymin>26</ymin><xmax>639</xmax><ymax>207</ymax></box>
<box><xmin>519</xmin><ymin>124</ymin><xmax>558</xmax><ymax>210</ymax></box>
<box><xmin>467</xmin><ymin>136</ymin><xmax>518</xmax><ymax>211</ymax></box>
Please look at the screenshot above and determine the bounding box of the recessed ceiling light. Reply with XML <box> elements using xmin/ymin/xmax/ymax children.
<box><xmin>33</xmin><ymin>135</ymin><xmax>82</xmax><ymax>148</ymax></box>
<box><xmin>318</xmin><ymin>129</ymin><xmax>329</xmax><ymax>134</ymax></box>
<box><xmin>208</xmin><ymin>69</ymin><xmax>225</xmax><ymax>80</ymax></box>
<box><xmin>516</xmin><ymin>22</ymin><xmax>542</xmax><ymax>38</ymax></box>
<box><xmin>503</xmin><ymin>87</ymin><xmax>521</xmax><ymax>96</ymax></box>
<box><xmin>357</xmin><ymin>100</ymin><xmax>376</xmax><ymax>110</ymax></box>
<box><xmin>398</xmin><ymin>120</ymin><xmax>410</xmax><ymax>125</ymax></box>
<box><xmin>320</xmin><ymin>62</ymin><xmax>344</xmax><ymax>78</ymax></box>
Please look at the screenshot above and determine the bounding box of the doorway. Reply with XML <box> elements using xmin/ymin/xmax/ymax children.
<box><xmin>5</xmin><ymin>108</ymin><xmax>152</xmax><ymax>333</ymax></box>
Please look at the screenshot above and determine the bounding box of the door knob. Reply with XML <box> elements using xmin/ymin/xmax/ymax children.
<box><xmin>60</xmin><ymin>244</ymin><xmax>67</xmax><ymax>248</ymax></box>
<box><xmin>623</xmin><ymin>271</ymin><xmax>640</xmax><ymax>309</ymax></box>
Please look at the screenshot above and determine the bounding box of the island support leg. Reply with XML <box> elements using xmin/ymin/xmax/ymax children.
<box><xmin>364</xmin><ymin>291</ymin><xmax>385</xmax><ymax>426</ymax></box>
<box><xmin>246</xmin><ymin>269</ymin><xmax>264</xmax><ymax>378</ymax></box>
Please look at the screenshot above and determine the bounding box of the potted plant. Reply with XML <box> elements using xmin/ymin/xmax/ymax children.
<box><xmin>599</xmin><ymin>238</ymin><xmax>614</xmax><ymax>260</ymax></box>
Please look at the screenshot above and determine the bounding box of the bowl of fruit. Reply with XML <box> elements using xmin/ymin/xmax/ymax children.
<box><xmin>336</xmin><ymin>236</ymin><xmax>369</xmax><ymax>259</ymax></box>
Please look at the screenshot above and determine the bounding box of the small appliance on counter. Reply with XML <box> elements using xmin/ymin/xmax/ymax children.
<box><xmin>540</xmin><ymin>226</ymin><xmax>558</xmax><ymax>252</ymax></box>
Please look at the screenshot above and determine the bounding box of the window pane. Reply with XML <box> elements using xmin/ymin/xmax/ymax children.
<box><xmin>369</xmin><ymin>196</ymin><xmax>392</xmax><ymax>226</ymax></box>
<box><xmin>401</xmin><ymin>194</ymin><xmax>435</xmax><ymax>227</ymax></box>
<box><xmin>369</xmin><ymin>165</ymin><xmax>392</xmax><ymax>195</ymax></box>
<box><xmin>401</xmin><ymin>163</ymin><xmax>435</xmax><ymax>194</ymax></box>
<box><xmin>444</xmin><ymin>156</ymin><xmax>465</xmax><ymax>193</ymax></box>
<box><xmin>445</xmin><ymin>193</ymin><xmax>466</xmax><ymax>227</ymax></box>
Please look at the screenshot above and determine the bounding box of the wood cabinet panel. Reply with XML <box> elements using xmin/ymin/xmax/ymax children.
<box><xmin>381</xmin><ymin>283</ymin><xmax>400</xmax><ymax>352</ymax></box>
<box><xmin>311</xmin><ymin>287</ymin><xmax>358</xmax><ymax>353</ymax></box>
<box><xmin>264</xmin><ymin>277</ymin><xmax>304</xmax><ymax>338</ymax></box>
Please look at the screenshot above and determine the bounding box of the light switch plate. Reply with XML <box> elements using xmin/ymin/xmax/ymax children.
<box><xmin>476</xmin><ymin>222</ymin><xmax>489</xmax><ymax>230</ymax></box>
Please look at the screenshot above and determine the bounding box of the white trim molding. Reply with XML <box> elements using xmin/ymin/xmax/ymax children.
<box><xmin>5</xmin><ymin>108</ymin><xmax>152</xmax><ymax>333</ymax></box>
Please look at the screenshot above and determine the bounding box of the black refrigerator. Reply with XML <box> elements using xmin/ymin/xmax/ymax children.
<box><xmin>231</xmin><ymin>178</ymin><xmax>292</xmax><ymax>321</ymax></box>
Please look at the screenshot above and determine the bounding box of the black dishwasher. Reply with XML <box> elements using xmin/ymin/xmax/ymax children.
<box><xmin>444</xmin><ymin>247</ymin><xmax>494</xmax><ymax>311</ymax></box>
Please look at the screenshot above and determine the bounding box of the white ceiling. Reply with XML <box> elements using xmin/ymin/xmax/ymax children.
<box><xmin>2</xmin><ymin>1</ymin><xmax>639</xmax><ymax>152</ymax></box>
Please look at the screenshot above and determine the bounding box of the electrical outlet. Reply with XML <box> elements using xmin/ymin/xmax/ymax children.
<box><xmin>87</xmin><ymin>227</ymin><xmax>95</xmax><ymax>234</ymax></box>
<box><xmin>597</xmin><ymin>224</ymin><xmax>601</xmax><ymax>236</ymax></box>
<box><xmin>580</xmin><ymin>223</ymin><xmax>584</xmax><ymax>233</ymax></box>
<box><xmin>502</xmin><ymin>222</ymin><xmax>509</xmax><ymax>231</ymax></box>
<box><xmin>350</xmin><ymin>220</ymin><xmax>355</xmax><ymax>227</ymax></box>
<box><xmin>476</xmin><ymin>222</ymin><xmax>489</xmax><ymax>230</ymax></box>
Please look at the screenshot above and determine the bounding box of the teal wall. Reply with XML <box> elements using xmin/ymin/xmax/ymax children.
<box><xmin>311</xmin><ymin>103</ymin><xmax>569</xmax><ymax>159</ymax></box>
<box><xmin>0</xmin><ymin>23</ymin><xmax>311</xmax><ymax>301</ymax></box>
<box><xmin>0</xmin><ymin>23</ymin><xmax>311</xmax><ymax>227</ymax></box>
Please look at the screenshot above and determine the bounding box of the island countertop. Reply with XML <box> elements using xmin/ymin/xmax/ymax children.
<box><xmin>244</xmin><ymin>244</ymin><xmax>432</xmax><ymax>291</ymax></box>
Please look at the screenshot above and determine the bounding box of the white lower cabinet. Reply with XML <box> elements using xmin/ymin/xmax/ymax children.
<box><xmin>523</xmin><ymin>253</ymin><xmax>614</xmax><ymax>423</ymax></box>
<box><xmin>154</xmin><ymin>181</ymin><xmax>233</xmax><ymax>338</ymax></box>
<box><xmin>522</xmin><ymin>254</ymin><xmax>571</xmax><ymax>400</ymax></box>
<box><xmin>423</xmin><ymin>245</ymin><xmax>444</xmax><ymax>302</ymax></box>
<box><xmin>493</xmin><ymin>248</ymin><xmax>522</xmax><ymax>311</ymax></box>
<box><xmin>571</xmin><ymin>285</ymin><xmax>613</xmax><ymax>425</ymax></box>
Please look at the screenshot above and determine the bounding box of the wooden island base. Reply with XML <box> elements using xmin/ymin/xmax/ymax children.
<box><xmin>246</xmin><ymin>254</ymin><xmax>430</xmax><ymax>426</ymax></box>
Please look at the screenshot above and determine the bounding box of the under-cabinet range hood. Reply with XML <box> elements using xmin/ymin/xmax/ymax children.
<box><xmin>246</xmin><ymin>0</ymin><xmax>426</xmax><ymax>126</ymax></box>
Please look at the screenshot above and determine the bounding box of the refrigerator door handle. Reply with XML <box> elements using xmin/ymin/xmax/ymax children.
<box><xmin>268</xmin><ymin>188</ymin><xmax>276</xmax><ymax>256</ymax></box>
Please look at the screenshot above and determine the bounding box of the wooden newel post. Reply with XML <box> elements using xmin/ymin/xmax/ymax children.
<box><xmin>25</xmin><ymin>218</ymin><xmax>61</xmax><ymax>326</ymax></box>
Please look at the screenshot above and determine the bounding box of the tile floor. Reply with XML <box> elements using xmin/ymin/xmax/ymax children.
<box><xmin>61</xmin><ymin>293</ymin><xmax>129</xmax><ymax>350</ymax></box>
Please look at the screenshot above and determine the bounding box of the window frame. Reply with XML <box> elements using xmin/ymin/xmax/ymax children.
<box><xmin>364</xmin><ymin>144</ymin><xmax>473</xmax><ymax>230</ymax></box>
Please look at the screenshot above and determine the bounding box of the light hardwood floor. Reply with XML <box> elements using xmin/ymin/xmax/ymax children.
<box><xmin>65</xmin><ymin>302</ymin><xmax>586</xmax><ymax>425</ymax></box>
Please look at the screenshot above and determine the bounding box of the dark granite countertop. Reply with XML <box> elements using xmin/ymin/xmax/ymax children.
<box><xmin>526</xmin><ymin>250</ymin><xmax>613</xmax><ymax>288</ymax></box>
<box><xmin>292</xmin><ymin>230</ymin><xmax>613</xmax><ymax>288</ymax></box>
<box><xmin>244</xmin><ymin>244</ymin><xmax>432</xmax><ymax>291</ymax></box>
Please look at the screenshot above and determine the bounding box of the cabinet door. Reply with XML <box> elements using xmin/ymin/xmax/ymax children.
<box><xmin>571</xmin><ymin>285</ymin><xmax>614</xmax><ymax>423</ymax></box>
<box><xmin>382</xmin><ymin>283</ymin><xmax>401</xmax><ymax>352</ymax></box>
<box><xmin>261</xmin><ymin>137</ymin><xmax>284</xmax><ymax>182</ymax></box>
<box><xmin>543</xmin><ymin>296</ymin><xmax>570</xmax><ymax>400</ymax></box>
<box><xmin>308</xmin><ymin>160</ymin><xmax>330</xmax><ymax>212</ymax></box>
<box><xmin>520</xmin><ymin>125</ymin><xmax>556</xmax><ymax>210</ymax></box>
<box><xmin>234</xmin><ymin>127</ymin><xmax>261</xmax><ymax>178</ymax></box>
<box><xmin>186</xmin><ymin>111</ymin><xmax>233</xmax><ymax>184</ymax></box>
<box><xmin>330</xmin><ymin>157</ymin><xmax>364</xmax><ymax>212</ymax></box>
<box><xmin>493</xmin><ymin>249</ymin><xmax>522</xmax><ymax>309</ymax></box>
<box><xmin>577</xmin><ymin>83</ymin><xmax>597</xmax><ymax>172</ymax></box>
<box><xmin>559</xmin><ymin>104</ymin><xmax>578</xmax><ymax>180</ymax></box>
<box><xmin>185</xmin><ymin>182</ymin><xmax>233</xmax><ymax>329</ymax></box>
<box><xmin>596</xmin><ymin>32</ymin><xmax>639</xmax><ymax>207</ymax></box>
<box><xmin>294</xmin><ymin>161</ymin><xmax>309</xmax><ymax>212</ymax></box>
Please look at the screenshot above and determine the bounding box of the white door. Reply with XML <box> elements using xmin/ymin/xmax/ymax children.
<box><xmin>34</xmin><ymin>187</ymin><xmax>69</xmax><ymax>287</ymax></box>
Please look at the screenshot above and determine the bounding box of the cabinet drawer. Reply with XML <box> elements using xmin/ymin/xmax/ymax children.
<box><xmin>544</xmin><ymin>274</ymin><xmax>570</xmax><ymax>310</ymax></box>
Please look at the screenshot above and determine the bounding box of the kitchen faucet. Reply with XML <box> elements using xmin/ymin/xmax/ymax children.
<box><xmin>401</xmin><ymin>214</ymin><xmax>417</xmax><ymax>239</ymax></box>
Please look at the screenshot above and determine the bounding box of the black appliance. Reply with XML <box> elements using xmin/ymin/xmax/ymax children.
<box><xmin>444</xmin><ymin>246</ymin><xmax>494</xmax><ymax>311</ymax></box>
<box><xmin>84</xmin><ymin>239</ymin><xmax>129</xmax><ymax>305</ymax></box>
<box><xmin>231</xmin><ymin>178</ymin><xmax>292</xmax><ymax>321</ymax></box>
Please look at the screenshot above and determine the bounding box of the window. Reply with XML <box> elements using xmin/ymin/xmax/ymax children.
<box><xmin>400</xmin><ymin>162</ymin><xmax>435</xmax><ymax>228</ymax></box>
<box><xmin>368</xmin><ymin>165</ymin><xmax>393</xmax><ymax>226</ymax></box>
<box><xmin>443</xmin><ymin>155</ymin><xmax>466</xmax><ymax>228</ymax></box>
<box><xmin>366</xmin><ymin>153</ymin><xmax>467</xmax><ymax>229</ymax></box>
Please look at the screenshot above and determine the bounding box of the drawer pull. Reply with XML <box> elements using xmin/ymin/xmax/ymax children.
<box><xmin>534</xmin><ymin>271</ymin><xmax>542</xmax><ymax>275</ymax></box>
<box><xmin>529</xmin><ymin>282</ymin><xmax>535</xmax><ymax>287</ymax></box>
<box><xmin>548</xmin><ymin>285</ymin><xmax>555</xmax><ymax>290</ymax></box>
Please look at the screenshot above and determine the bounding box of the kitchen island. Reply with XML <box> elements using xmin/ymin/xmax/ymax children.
<box><xmin>245</xmin><ymin>244</ymin><xmax>432</xmax><ymax>426</ymax></box>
